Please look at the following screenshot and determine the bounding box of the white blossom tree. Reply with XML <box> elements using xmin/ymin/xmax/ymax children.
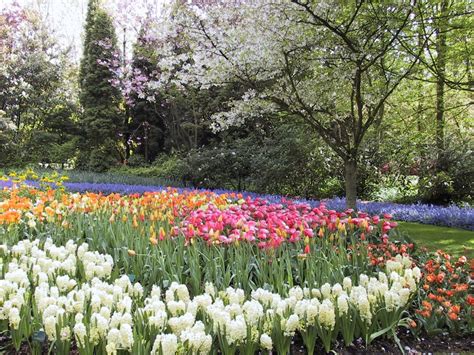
<box><xmin>170</xmin><ymin>0</ymin><xmax>428</xmax><ymax>208</ymax></box>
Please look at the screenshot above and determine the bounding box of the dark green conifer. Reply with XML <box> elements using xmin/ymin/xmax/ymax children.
<box><xmin>78</xmin><ymin>0</ymin><xmax>122</xmax><ymax>170</ymax></box>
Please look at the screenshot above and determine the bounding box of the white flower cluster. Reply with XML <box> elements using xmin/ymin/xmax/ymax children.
<box><xmin>0</xmin><ymin>110</ymin><xmax>17</xmax><ymax>131</ymax></box>
<box><xmin>0</xmin><ymin>240</ymin><xmax>421</xmax><ymax>354</ymax></box>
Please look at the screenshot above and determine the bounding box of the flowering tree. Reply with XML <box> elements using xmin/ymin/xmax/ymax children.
<box><xmin>1</xmin><ymin>3</ymin><xmax>32</xmax><ymax>132</ymax></box>
<box><xmin>0</xmin><ymin>2</ymin><xmax>78</xmax><ymax>167</ymax></box>
<box><xmin>171</xmin><ymin>1</ymin><xmax>428</xmax><ymax>208</ymax></box>
<box><xmin>96</xmin><ymin>4</ymin><xmax>177</xmax><ymax>162</ymax></box>
<box><xmin>98</xmin><ymin>2</ymin><xmax>243</xmax><ymax>161</ymax></box>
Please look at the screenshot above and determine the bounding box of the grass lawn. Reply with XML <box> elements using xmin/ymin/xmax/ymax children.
<box><xmin>396</xmin><ymin>221</ymin><xmax>474</xmax><ymax>258</ymax></box>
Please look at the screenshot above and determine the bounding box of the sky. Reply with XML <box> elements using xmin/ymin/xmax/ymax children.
<box><xmin>1</xmin><ymin>0</ymin><xmax>169</xmax><ymax>61</ymax></box>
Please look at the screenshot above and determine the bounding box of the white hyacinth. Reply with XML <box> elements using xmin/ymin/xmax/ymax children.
<box><xmin>260</xmin><ymin>333</ymin><xmax>273</xmax><ymax>350</ymax></box>
<box><xmin>204</xmin><ymin>282</ymin><xmax>216</xmax><ymax>298</ymax></box>
<box><xmin>337</xmin><ymin>294</ymin><xmax>349</xmax><ymax>315</ymax></box>
<box><xmin>181</xmin><ymin>321</ymin><xmax>212</xmax><ymax>352</ymax></box>
<box><xmin>0</xmin><ymin>240</ymin><xmax>419</xmax><ymax>354</ymax></box>
<box><xmin>283</xmin><ymin>314</ymin><xmax>299</xmax><ymax>336</ymax></box>
<box><xmin>151</xmin><ymin>333</ymin><xmax>178</xmax><ymax>355</ymax></box>
<box><xmin>289</xmin><ymin>286</ymin><xmax>304</xmax><ymax>300</ymax></box>
<box><xmin>168</xmin><ymin>312</ymin><xmax>195</xmax><ymax>335</ymax></box>
<box><xmin>226</xmin><ymin>315</ymin><xmax>247</xmax><ymax>344</ymax></box>
<box><xmin>319</xmin><ymin>299</ymin><xmax>336</xmax><ymax>330</ymax></box>
<box><xmin>321</xmin><ymin>283</ymin><xmax>332</xmax><ymax>299</ymax></box>
<box><xmin>74</xmin><ymin>322</ymin><xmax>87</xmax><ymax>346</ymax></box>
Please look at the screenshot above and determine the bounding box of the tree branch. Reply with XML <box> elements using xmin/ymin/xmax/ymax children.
<box><xmin>290</xmin><ymin>0</ymin><xmax>359</xmax><ymax>53</ymax></box>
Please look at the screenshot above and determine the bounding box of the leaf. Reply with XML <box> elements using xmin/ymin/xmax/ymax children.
<box><xmin>369</xmin><ymin>320</ymin><xmax>398</xmax><ymax>342</ymax></box>
<box><xmin>128</xmin><ymin>274</ymin><xmax>136</xmax><ymax>282</ymax></box>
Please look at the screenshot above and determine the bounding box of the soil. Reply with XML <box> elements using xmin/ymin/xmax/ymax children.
<box><xmin>1</xmin><ymin>330</ymin><xmax>473</xmax><ymax>354</ymax></box>
<box><xmin>289</xmin><ymin>329</ymin><xmax>474</xmax><ymax>354</ymax></box>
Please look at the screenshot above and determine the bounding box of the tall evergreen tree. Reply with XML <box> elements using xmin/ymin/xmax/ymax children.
<box><xmin>79</xmin><ymin>0</ymin><xmax>122</xmax><ymax>170</ymax></box>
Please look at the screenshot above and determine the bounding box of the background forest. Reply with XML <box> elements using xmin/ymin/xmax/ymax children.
<box><xmin>0</xmin><ymin>0</ymin><xmax>472</xmax><ymax>206</ymax></box>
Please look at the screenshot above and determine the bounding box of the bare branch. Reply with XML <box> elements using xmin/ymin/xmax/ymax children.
<box><xmin>290</xmin><ymin>0</ymin><xmax>359</xmax><ymax>53</ymax></box>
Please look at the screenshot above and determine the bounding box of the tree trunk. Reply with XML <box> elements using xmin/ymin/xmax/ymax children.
<box><xmin>435</xmin><ymin>0</ymin><xmax>447</xmax><ymax>165</ymax></box>
<box><xmin>344</xmin><ymin>159</ymin><xmax>357</xmax><ymax>210</ymax></box>
<box><xmin>416</xmin><ymin>29</ymin><xmax>424</xmax><ymax>134</ymax></box>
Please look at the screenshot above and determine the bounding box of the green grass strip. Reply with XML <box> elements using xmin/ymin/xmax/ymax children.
<box><xmin>397</xmin><ymin>222</ymin><xmax>474</xmax><ymax>258</ymax></box>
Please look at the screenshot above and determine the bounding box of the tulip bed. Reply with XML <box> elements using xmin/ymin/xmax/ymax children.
<box><xmin>0</xmin><ymin>180</ymin><xmax>472</xmax><ymax>354</ymax></box>
<box><xmin>1</xmin><ymin>171</ymin><xmax>473</xmax><ymax>231</ymax></box>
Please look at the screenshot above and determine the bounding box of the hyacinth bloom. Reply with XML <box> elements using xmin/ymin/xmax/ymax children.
<box><xmin>0</xmin><ymin>238</ymin><xmax>422</xmax><ymax>354</ymax></box>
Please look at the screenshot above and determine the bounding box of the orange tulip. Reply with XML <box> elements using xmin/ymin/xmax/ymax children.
<box><xmin>436</xmin><ymin>272</ymin><xmax>445</xmax><ymax>283</ymax></box>
<box><xmin>450</xmin><ymin>305</ymin><xmax>461</xmax><ymax>314</ymax></box>
<box><xmin>467</xmin><ymin>295</ymin><xmax>474</xmax><ymax>306</ymax></box>
<box><xmin>422</xmin><ymin>301</ymin><xmax>433</xmax><ymax>311</ymax></box>
<box><xmin>442</xmin><ymin>301</ymin><xmax>452</xmax><ymax>308</ymax></box>
<box><xmin>447</xmin><ymin>312</ymin><xmax>458</xmax><ymax>321</ymax></box>
<box><xmin>416</xmin><ymin>309</ymin><xmax>431</xmax><ymax>318</ymax></box>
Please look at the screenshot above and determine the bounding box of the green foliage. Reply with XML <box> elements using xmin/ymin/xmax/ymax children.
<box><xmin>249</xmin><ymin>124</ymin><xmax>344</xmax><ymax>198</ymax></box>
<box><xmin>418</xmin><ymin>139</ymin><xmax>473</xmax><ymax>204</ymax></box>
<box><xmin>126</xmin><ymin>154</ymin><xmax>148</xmax><ymax>168</ymax></box>
<box><xmin>78</xmin><ymin>0</ymin><xmax>123</xmax><ymax>169</ymax></box>
<box><xmin>127</xmin><ymin>32</ymin><xmax>165</xmax><ymax>162</ymax></box>
<box><xmin>0</xmin><ymin>6</ymin><xmax>80</xmax><ymax>168</ymax></box>
<box><xmin>117</xmin><ymin>123</ymin><xmax>345</xmax><ymax>199</ymax></box>
<box><xmin>86</xmin><ymin>143</ymin><xmax>121</xmax><ymax>173</ymax></box>
<box><xmin>182</xmin><ymin>141</ymin><xmax>252</xmax><ymax>191</ymax></box>
<box><xmin>114</xmin><ymin>155</ymin><xmax>186</xmax><ymax>182</ymax></box>
<box><xmin>50</xmin><ymin>168</ymin><xmax>182</xmax><ymax>187</ymax></box>
<box><xmin>0</xmin><ymin>112</ymin><xmax>18</xmax><ymax>167</ymax></box>
<box><xmin>28</xmin><ymin>103</ymin><xmax>80</xmax><ymax>166</ymax></box>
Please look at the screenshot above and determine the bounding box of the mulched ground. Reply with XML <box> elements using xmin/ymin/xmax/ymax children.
<box><xmin>289</xmin><ymin>329</ymin><xmax>474</xmax><ymax>354</ymax></box>
<box><xmin>2</xmin><ymin>330</ymin><xmax>473</xmax><ymax>354</ymax></box>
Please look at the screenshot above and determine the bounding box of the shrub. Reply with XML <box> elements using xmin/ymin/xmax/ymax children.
<box><xmin>86</xmin><ymin>147</ymin><xmax>119</xmax><ymax>172</ymax></box>
<box><xmin>126</xmin><ymin>154</ymin><xmax>148</xmax><ymax>167</ymax></box>
<box><xmin>418</xmin><ymin>142</ymin><xmax>473</xmax><ymax>204</ymax></box>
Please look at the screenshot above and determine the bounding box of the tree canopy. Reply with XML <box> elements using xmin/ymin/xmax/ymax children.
<box><xmin>0</xmin><ymin>0</ymin><xmax>471</xmax><ymax>205</ymax></box>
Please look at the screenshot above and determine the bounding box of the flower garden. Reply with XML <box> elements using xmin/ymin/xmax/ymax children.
<box><xmin>0</xmin><ymin>174</ymin><xmax>472</xmax><ymax>354</ymax></box>
<box><xmin>2</xmin><ymin>0</ymin><xmax>474</xmax><ymax>353</ymax></box>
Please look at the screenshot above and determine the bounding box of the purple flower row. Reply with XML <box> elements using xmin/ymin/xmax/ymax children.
<box><xmin>321</xmin><ymin>197</ymin><xmax>474</xmax><ymax>231</ymax></box>
<box><xmin>1</xmin><ymin>180</ymin><xmax>473</xmax><ymax>230</ymax></box>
